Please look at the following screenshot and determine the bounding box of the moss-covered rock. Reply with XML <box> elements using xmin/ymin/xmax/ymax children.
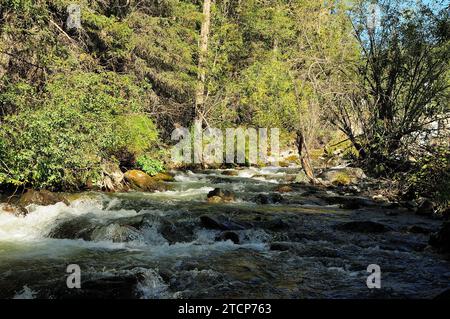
<box><xmin>18</xmin><ymin>190</ymin><xmax>69</xmax><ymax>207</ymax></box>
<box><xmin>124</xmin><ymin>170</ymin><xmax>169</xmax><ymax>192</ymax></box>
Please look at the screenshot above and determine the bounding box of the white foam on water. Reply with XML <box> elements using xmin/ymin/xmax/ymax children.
<box><xmin>151</xmin><ymin>186</ymin><xmax>214</xmax><ymax>198</ymax></box>
<box><xmin>13</xmin><ymin>286</ymin><xmax>38</xmax><ymax>299</ymax></box>
<box><xmin>0</xmin><ymin>195</ymin><xmax>137</xmax><ymax>242</ymax></box>
<box><xmin>174</xmin><ymin>171</ymin><xmax>207</xmax><ymax>183</ymax></box>
<box><xmin>135</xmin><ymin>268</ymin><xmax>171</xmax><ymax>299</ymax></box>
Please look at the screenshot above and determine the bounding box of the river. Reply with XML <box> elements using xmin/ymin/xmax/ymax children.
<box><xmin>0</xmin><ymin>167</ymin><xmax>449</xmax><ymax>299</ymax></box>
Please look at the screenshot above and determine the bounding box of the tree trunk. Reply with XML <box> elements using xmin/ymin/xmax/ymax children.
<box><xmin>295</xmin><ymin>130</ymin><xmax>317</xmax><ymax>184</ymax></box>
<box><xmin>195</xmin><ymin>0</ymin><xmax>212</xmax><ymax>123</ymax></box>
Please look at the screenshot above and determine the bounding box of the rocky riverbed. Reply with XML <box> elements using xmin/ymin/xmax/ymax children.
<box><xmin>0</xmin><ymin>167</ymin><xmax>449</xmax><ymax>299</ymax></box>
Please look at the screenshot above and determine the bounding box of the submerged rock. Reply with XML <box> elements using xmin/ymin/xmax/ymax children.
<box><xmin>254</xmin><ymin>193</ymin><xmax>283</xmax><ymax>205</ymax></box>
<box><xmin>216</xmin><ymin>231</ymin><xmax>240</xmax><ymax>244</ymax></box>
<box><xmin>200</xmin><ymin>215</ymin><xmax>250</xmax><ymax>231</ymax></box>
<box><xmin>18</xmin><ymin>189</ymin><xmax>69</xmax><ymax>207</ymax></box>
<box><xmin>335</xmin><ymin>221</ymin><xmax>391</xmax><ymax>233</ymax></box>
<box><xmin>270</xmin><ymin>242</ymin><xmax>293</xmax><ymax>251</ymax></box>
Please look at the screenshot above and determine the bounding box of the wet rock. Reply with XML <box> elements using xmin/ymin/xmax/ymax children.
<box><xmin>200</xmin><ymin>215</ymin><xmax>250</xmax><ymax>231</ymax></box>
<box><xmin>335</xmin><ymin>221</ymin><xmax>391</xmax><ymax>233</ymax></box>
<box><xmin>152</xmin><ymin>172</ymin><xmax>175</xmax><ymax>182</ymax></box>
<box><xmin>18</xmin><ymin>189</ymin><xmax>69</xmax><ymax>207</ymax></box>
<box><xmin>48</xmin><ymin>216</ymin><xmax>96</xmax><ymax>240</ymax></box>
<box><xmin>159</xmin><ymin>220</ymin><xmax>195</xmax><ymax>244</ymax></box>
<box><xmin>207</xmin><ymin>196</ymin><xmax>224</xmax><ymax>204</ymax></box>
<box><xmin>254</xmin><ymin>193</ymin><xmax>283</xmax><ymax>205</ymax></box>
<box><xmin>416</xmin><ymin>199</ymin><xmax>435</xmax><ymax>217</ymax></box>
<box><xmin>407</xmin><ymin>225</ymin><xmax>432</xmax><ymax>235</ymax></box>
<box><xmin>318</xmin><ymin>167</ymin><xmax>366</xmax><ymax>185</ymax></box>
<box><xmin>222</xmin><ymin>170</ymin><xmax>239</xmax><ymax>176</ymax></box>
<box><xmin>91</xmin><ymin>224</ymin><xmax>143</xmax><ymax>242</ymax></box>
<box><xmin>275</xmin><ymin>185</ymin><xmax>293</xmax><ymax>193</ymax></box>
<box><xmin>270</xmin><ymin>242</ymin><xmax>293</xmax><ymax>251</ymax></box>
<box><xmin>216</xmin><ymin>231</ymin><xmax>240</xmax><ymax>244</ymax></box>
<box><xmin>124</xmin><ymin>170</ymin><xmax>168</xmax><ymax>192</ymax></box>
<box><xmin>263</xmin><ymin>218</ymin><xmax>290</xmax><ymax>231</ymax></box>
<box><xmin>207</xmin><ymin>188</ymin><xmax>235</xmax><ymax>202</ymax></box>
<box><xmin>429</xmin><ymin>222</ymin><xmax>450</xmax><ymax>253</ymax></box>
<box><xmin>0</xmin><ymin>203</ymin><xmax>28</xmax><ymax>217</ymax></box>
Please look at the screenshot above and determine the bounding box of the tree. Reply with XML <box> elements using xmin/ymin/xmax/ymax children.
<box><xmin>329</xmin><ymin>0</ymin><xmax>450</xmax><ymax>171</ymax></box>
<box><xmin>195</xmin><ymin>0</ymin><xmax>212</xmax><ymax>125</ymax></box>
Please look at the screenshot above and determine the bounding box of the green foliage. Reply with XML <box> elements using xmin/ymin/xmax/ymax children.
<box><xmin>0</xmin><ymin>72</ymin><xmax>159</xmax><ymax>189</ymax></box>
<box><xmin>136</xmin><ymin>155</ymin><xmax>165</xmax><ymax>176</ymax></box>
<box><xmin>405</xmin><ymin>147</ymin><xmax>450</xmax><ymax>206</ymax></box>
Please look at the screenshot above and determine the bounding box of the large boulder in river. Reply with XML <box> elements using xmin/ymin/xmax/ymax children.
<box><xmin>429</xmin><ymin>222</ymin><xmax>450</xmax><ymax>253</ymax></box>
<box><xmin>207</xmin><ymin>188</ymin><xmax>235</xmax><ymax>202</ymax></box>
<box><xmin>318</xmin><ymin>167</ymin><xmax>366</xmax><ymax>186</ymax></box>
<box><xmin>18</xmin><ymin>189</ymin><xmax>69</xmax><ymax>207</ymax></box>
<box><xmin>124</xmin><ymin>170</ymin><xmax>168</xmax><ymax>192</ymax></box>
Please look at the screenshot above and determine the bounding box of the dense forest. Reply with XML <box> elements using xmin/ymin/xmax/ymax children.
<box><xmin>0</xmin><ymin>0</ymin><xmax>448</xmax><ymax>206</ymax></box>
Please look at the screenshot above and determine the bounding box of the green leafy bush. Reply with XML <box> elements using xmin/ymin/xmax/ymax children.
<box><xmin>0</xmin><ymin>72</ymin><xmax>159</xmax><ymax>190</ymax></box>
<box><xmin>136</xmin><ymin>155</ymin><xmax>165</xmax><ymax>176</ymax></box>
<box><xmin>405</xmin><ymin>146</ymin><xmax>450</xmax><ymax>207</ymax></box>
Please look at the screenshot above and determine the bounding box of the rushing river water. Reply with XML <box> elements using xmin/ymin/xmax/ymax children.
<box><xmin>0</xmin><ymin>167</ymin><xmax>449</xmax><ymax>299</ymax></box>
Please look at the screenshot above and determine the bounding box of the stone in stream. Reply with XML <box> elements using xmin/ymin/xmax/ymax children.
<box><xmin>275</xmin><ymin>185</ymin><xmax>293</xmax><ymax>193</ymax></box>
<box><xmin>254</xmin><ymin>193</ymin><xmax>284</xmax><ymax>205</ymax></box>
<box><xmin>151</xmin><ymin>172</ymin><xmax>175</xmax><ymax>182</ymax></box>
<box><xmin>406</xmin><ymin>225</ymin><xmax>432</xmax><ymax>235</ymax></box>
<box><xmin>48</xmin><ymin>216</ymin><xmax>96</xmax><ymax>240</ymax></box>
<box><xmin>18</xmin><ymin>189</ymin><xmax>69</xmax><ymax>207</ymax></box>
<box><xmin>317</xmin><ymin>167</ymin><xmax>366</xmax><ymax>186</ymax></box>
<box><xmin>222</xmin><ymin>170</ymin><xmax>239</xmax><ymax>176</ymax></box>
<box><xmin>0</xmin><ymin>203</ymin><xmax>28</xmax><ymax>217</ymax></box>
<box><xmin>270</xmin><ymin>242</ymin><xmax>294</xmax><ymax>251</ymax></box>
<box><xmin>124</xmin><ymin>170</ymin><xmax>169</xmax><ymax>192</ymax></box>
<box><xmin>91</xmin><ymin>224</ymin><xmax>143</xmax><ymax>242</ymax></box>
<box><xmin>200</xmin><ymin>215</ymin><xmax>250</xmax><ymax>231</ymax></box>
<box><xmin>429</xmin><ymin>222</ymin><xmax>450</xmax><ymax>253</ymax></box>
<box><xmin>216</xmin><ymin>231</ymin><xmax>240</xmax><ymax>244</ymax></box>
<box><xmin>207</xmin><ymin>188</ymin><xmax>235</xmax><ymax>202</ymax></box>
<box><xmin>335</xmin><ymin>221</ymin><xmax>392</xmax><ymax>233</ymax></box>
